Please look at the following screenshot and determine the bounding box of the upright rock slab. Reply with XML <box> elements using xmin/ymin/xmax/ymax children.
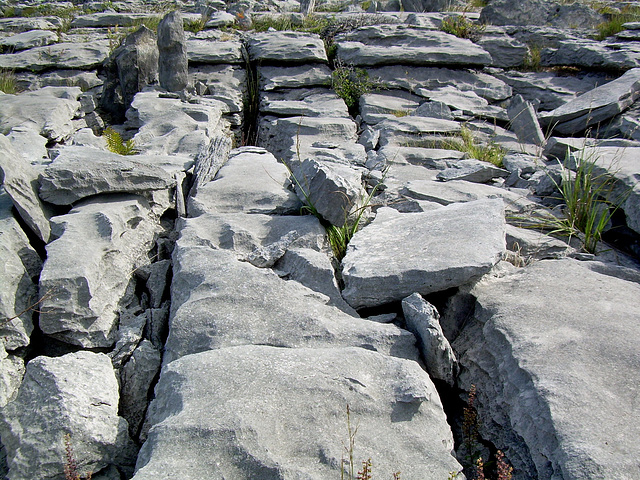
<box><xmin>133</xmin><ymin>346</ymin><xmax>462</xmax><ymax>479</ymax></box>
<box><xmin>342</xmin><ymin>199</ymin><xmax>506</xmax><ymax>309</ymax></box>
<box><xmin>454</xmin><ymin>259</ymin><xmax>640</xmax><ymax>480</ymax></box>
<box><xmin>39</xmin><ymin>195</ymin><xmax>160</xmax><ymax>348</ymax></box>
<box><xmin>157</xmin><ymin>11</ymin><xmax>188</xmax><ymax>92</ymax></box>
<box><xmin>0</xmin><ymin>351</ymin><xmax>134</xmax><ymax>480</ymax></box>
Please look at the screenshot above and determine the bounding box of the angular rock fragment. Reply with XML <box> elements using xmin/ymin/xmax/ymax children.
<box><xmin>542</xmin><ymin>40</ymin><xmax>640</xmax><ymax>71</ymax></box>
<box><xmin>158</xmin><ymin>11</ymin><xmax>188</xmax><ymax>92</ymax></box>
<box><xmin>133</xmin><ymin>346</ymin><xmax>461</xmax><ymax>479</ymax></box>
<box><xmin>0</xmin><ymin>29</ymin><xmax>57</xmax><ymax>51</ymax></box>
<box><xmin>507</xmin><ymin>94</ymin><xmax>545</xmax><ymax>146</ymax></box>
<box><xmin>341</xmin><ymin>200</ymin><xmax>506</xmax><ymax>309</ymax></box>
<box><xmin>258</xmin><ymin>64</ymin><xmax>332</xmax><ymax>90</ymax></box>
<box><xmin>247</xmin><ymin>31</ymin><xmax>327</xmax><ymax>64</ymax></box>
<box><xmin>39</xmin><ymin>195</ymin><xmax>160</xmax><ymax>348</ymax></box>
<box><xmin>260</xmin><ymin>91</ymin><xmax>349</xmax><ymax>118</ymax></box>
<box><xmin>187</xmin><ymin>39</ymin><xmax>244</xmax><ymax>64</ymax></box>
<box><xmin>454</xmin><ymin>259</ymin><xmax>640</xmax><ymax>480</ymax></box>
<box><xmin>402</xmin><ymin>293</ymin><xmax>457</xmax><ymax>386</ymax></box>
<box><xmin>0</xmin><ymin>343</ymin><xmax>24</xmax><ymax>408</ymax></box>
<box><xmin>375</xmin><ymin>116</ymin><xmax>461</xmax><ymax>147</ymax></box>
<box><xmin>0</xmin><ymin>41</ymin><xmax>110</xmax><ymax>72</ymax></box>
<box><xmin>436</xmin><ymin>159</ymin><xmax>509</xmax><ymax>183</ymax></box>
<box><xmin>0</xmin><ymin>352</ymin><xmax>134</xmax><ymax>480</ymax></box>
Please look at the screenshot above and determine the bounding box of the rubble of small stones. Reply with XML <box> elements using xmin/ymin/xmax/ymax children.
<box><xmin>0</xmin><ymin>0</ymin><xmax>639</xmax><ymax>479</ymax></box>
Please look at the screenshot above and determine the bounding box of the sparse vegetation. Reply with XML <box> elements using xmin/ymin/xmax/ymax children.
<box><xmin>595</xmin><ymin>5</ymin><xmax>640</xmax><ymax>40</ymax></box>
<box><xmin>251</xmin><ymin>14</ymin><xmax>330</xmax><ymax>34</ymax></box>
<box><xmin>331</xmin><ymin>59</ymin><xmax>379</xmax><ymax>112</ymax></box>
<box><xmin>0</xmin><ymin>68</ymin><xmax>18</xmax><ymax>94</ymax></box>
<box><xmin>103</xmin><ymin>127</ymin><xmax>137</xmax><ymax>155</ymax></box>
<box><xmin>443</xmin><ymin>126</ymin><xmax>506</xmax><ymax>168</ymax></box>
<box><xmin>185</xmin><ymin>14</ymin><xmax>210</xmax><ymax>33</ymax></box>
<box><xmin>523</xmin><ymin>45</ymin><xmax>543</xmax><ymax>72</ymax></box>
<box><xmin>440</xmin><ymin>14</ymin><xmax>485</xmax><ymax>41</ymax></box>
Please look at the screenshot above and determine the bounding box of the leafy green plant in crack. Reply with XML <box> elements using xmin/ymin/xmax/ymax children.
<box><xmin>103</xmin><ymin>127</ymin><xmax>137</xmax><ymax>155</ymax></box>
<box><xmin>332</xmin><ymin>59</ymin><xmax>379</xmax><ymax>113</ymax></box>
<box><xmin>442</xmin><ymin>126</ymin><xmax>506</xmax><ymax>168</ymax></box>
<box><xmin>440</xmin><ymin>14</ymin><xmax>485</xmax><ymax>41</ymax></box>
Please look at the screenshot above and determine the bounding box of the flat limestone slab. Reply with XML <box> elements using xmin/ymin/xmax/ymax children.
<box><xmin>454</xmin><ymin>259</ymin><xmax>640</xmax><ymax>480</ymax></box>
<box><xmin>133</xmin><ymin>346</ymin><xmax>462</xmax><ymax>480</ymax></box>
<box><xmin>0</xmin><ymin>41</ymin><xmax>110</xmax><ymax>72</ymax></box>
<box><xmin>342</xmin><ymin>200</ymin><xmax>506</xmax><ymax>309</ymax></box>
<box><xmin>247</xmin><ymin>31</ymin><xmax>327</xmax><ymax>64</ymax></box>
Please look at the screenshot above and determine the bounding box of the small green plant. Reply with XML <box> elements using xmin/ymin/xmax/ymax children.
<box><xmin>443</xmin><ymin>127</ymin><xmax>506</xmax><ymax>168</ymax></box>
<box><xmin>0</xmin><ymin>68</ymin><xmax>17</xmax><ymax>94</ymax></box>
<box><xmin>522</xmin><ymin>45</ymin><xmax>543</xmax><ymax>72</ymax></box>
<box><xmin>596</xmin><ymin>5</ymin><xmax>640</xmax><ymax>40</ymax></box>
<box><xmin>440</xmin><ymin>14</ymin><xmax>485</xmax><ymax>41</ymax></box>
<box><xmin>331</xmin><ymin>59</ymin><xmax>378</xmax><ymax>112</ymax></box>
<box><xmin>185</xmin><ymin>14</ymin><xmax>210</xmax><ymax>33</ymax></box>
<box><xmin>103</xmin><ymin>127</ymin><xmax>137</xmax><ymax>155</ymax></box>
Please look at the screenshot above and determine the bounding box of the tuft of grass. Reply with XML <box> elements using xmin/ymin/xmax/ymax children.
<box><xmin>331</xmin><ymin>59</ymin><xmax>379</xmax><ymax>113</ymax></box>
<box><xmin>596</xmin><ymin>5</ymin><xmax>640</xmax><ymax>40</ymax></box>
<box><xmin>443</xmin><ymin>126</ymin><xmax>506</xmax><ymax>168</ymax></box>
<box><xmin>440</xmin><ymin>14</ymin><xmax>485</xmax><ymax>41</ymax></box>
<box><xmin>103</xmin><ymin>127</ymin><xmax>137</xmax><ymax>155</ymax></box>
<box><xmin>0</xmin><ymin>68</ymin><xmax>17</xmax><ymax>94</ymax></box>
<box><xmin>251</xmin><ymin>14</ymin><xmax>330</xmax><ymax>34</ymax></box>
<box><xmin>185</xmin><ymin>14</ymin><xmax>210</xmax><ymax>33</ymax></box>
<box><xmin>522</xmin><ymin>44</ymin><xmax>543</xmax><ymax>72</ymax></box>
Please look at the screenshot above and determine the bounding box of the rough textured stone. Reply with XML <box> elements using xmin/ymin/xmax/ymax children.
<box><xmin>71</xmin><ymin>13</ymin><xmax>161</xmax><ymax>28</ymax></box>
<box><xmin>436</xmin><ymin>159</ymin><xmax>509</xmax><ymax>183</ymax></box>
<box><xmin>258</xmin><ymin>64</ymin><xmax>332</xmax><ymax>90</ymax></box>
<box><xmin>0</xmin><ymin>17</ymin><xmax>58</xmax><ymax>33</ymax></box>
<box><xmin>359</xmin><ymin>92</ymin><xmax>421</xmax><ymax>124</ymax></box>
<box><xmin>0</xmin><ymin>136</ymin><xmax>52</xmax><ymax>242</ymax></box>
<box><xmin>0</xmin><ymin>343</ymin><xmax>24</xmax><ymax>408</ymax></box>
<box><xmin>341</xmin><ymin>200</ymin><xmax>506</xmax><ymax>309</ymax></box>
<box><xmin>542</xmin><ymin>40</ymin><xmax>640</xmax><ymax>71</ymax></box>
<box><xmin>0</xmin><ymin>190</ymin><xmax>41</xmax><ymax>351</ymax></box>
<box><xmin>0</xmin><ymin>41</ymin><xmax>110</xmax><ymax>72</ymax></box>
<box><xmin>478</xmin><ymin>34</ymin><xmax>528</xmax><ymax>68</ymax></box>
<box><xmin>0</xmin><ymin>86</ymin><xmax>81</xmax><ymax>142</ymax></box>
<box><xmin>158</xmin><ymin>11</ymin><xmax>188</xmax><ymax>92</ymax></box>
<box><xmin>187</xmin><ymin>39</ymin><xmax>244</xmax><ymax>64</ymax></box>
<box><xmin>39</xmin><ymin>195</ymin><xmax>160</xmax><ymax>348</ymax></box>
<box><xmin>375</xmin><ymin>116</ymin><xmax>461</xmax><ymax>147</ymax></box>
<box><xmin>540</xmin><ymin>68</ymin><xmax>640</xmax><ymax>135</ymax></box>
<box><xmin>190</xmin><ymin>64</ymin><xmax>246</xmax><ymax>113</ymax></box>
<box><xmin>260</xmin><ymin>90</ymin><xmax>348</xmax><ymax>118</ymax></box>
<box><xmin>247</xmin><ymin>31</ymin><xmax>327</xmax><ymax>64</ymax></box>
<box><xmin>39</xmin><ymin>146</ymin><xmax>176</xmax><ymax>206</ymax></box>
<box><xmin>133</xmin><ymin>346</ymin><xmax>461</xmax><ymax>480</ymax></box>
<box><xmin>188</xmin><ymin>147</ymin><xmax>300</xmax><ymax>216</ymax></box>
<box><xmin>336</xmin><ymin>26</ymin><xmax>492</xmax><ymax>67</ymax></box>
<box><xmin>480</xmin><ymin>0</ymin><xmax>603</xmax><ymax>28</ymax></box>
<box><xmin>291</xmin><ymin>158</ymin><xmax>365</xmax><ymax>227</ymax></box>
<box><xmin>0</xmin><ymin>351</ymin><xmax>134</xmax><ymax>480</ymax></box>
<box><xmin>454</xmin><ymin>259</ymin><xmax>640</xmax><ymax>480</ymax></box>
<box><xmin>505</xmin><ymin>224</ymin><xmax>573</xmax><ymax>262</ymax></box>
<box><xmin>0</xmin><ymin>29</ymin><xmax>57</xmax><ymax>52</ymax></box>
<box><xmin>401</xmin><ymin>0</ymin><xmax>450</xmax><ymax>12</ymax></box>
<box><xmin>507</xmin><ymin>94</ymin><xmax>545</xmax><ymax>146</ymax></box>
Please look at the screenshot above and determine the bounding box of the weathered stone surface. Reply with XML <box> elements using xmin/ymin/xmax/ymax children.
<box><xmin>477</xmin><ymin>34</ymin><xmax>528</xmax><ymax>68</ymax></box>
<box><xmin>507</xmin><ymin>94</ymin><xmax>545</xmax><ymax>146</ymax></box>
<box><xmin>0</xmin><ymin>17</ymin><xmax>58</xmax><ymax>33</ymax></box>
<box><xmin>341</xmin><ymin>200</ymin><xmax>506</xmax><ymax>309</ymax></box>
<box><xmin>377</xmin><ymin>145</ymin><xmax>464</xmax><ymax>169</ymax></box>
<box><xmin>454</xmin><ymin>259</ymin><xmax>640</xmax><ymax>480</ymax></box>
<box><xmin>401</xmin><ymin>0</ymin><xmax>449</xmax><ymax>12</ymax></box>
<box><xmin>436</xmin><ymin>159</ymin><xmax>509</xmax><ymax>183</ymax></box>
<box><xmin>39</xmin><ymin>147</ymin><xmax>176</xmax><ymax>206</ymax></box>
<box><xmin>120</xmin><ymin>340</ymin><xmax>162</xmax><ymax>439</ymax></box>
<box><xmin>416</xmin><ymin>86</ymin><xmax>506</xmax><ymax>120</ymax></box>
<box><xmin>0</xmin><ymin>190</ymin><xmax>41</xmax><ymax>351</ymax></box>
<box><xmin>188</xmin><ymin>147</ymin><xmax>300</xmax><ymax>216</ymax></box>
<box><xmin>165</xmin><ymin>242</ymin><xmax>417</xmax><ymax>363</ymax></box>
<box><xmin>0</xmin><ymin>351</ymin><xmax>134</xmax><ymax>480</ymax></box>
<box><xmin>336</xmin><ymin>26</ymin><xmax>492</xmax><ymax>67</ymax></box>
<box><xmin>0</xmin><ymin>41</ymin><xmax>110</xmax><ymax>72</ymax></box>
<box><xmin>258</xmin><ymin>64</ymin><xmax>332</xmax><ymax>90</ymax></box>
<box><xmin>291</xmin><ymin>158</ymin><xmax>365</xmax><ymax>227</ymax></box>
<box><xmin>247</xmin><ymin>31</ymin><xmax>327</xmax><ymax>64</ymax></box>
<box><xmin>540</xmin><ymin>68</ymin><xmax>640</xmax><ymax>135</ymax></box>
<box><xmin>480</xmin><ymin>0</ymin><xmax>603</xmax><ymax>28</ymax></box>
<box><xmin>190</xmin><ymin>64</ymin><xmax>246</xmax><ymax>113</ymax></box>
<box><xmin>39</xmin><ymin>195</ymin><xmax>160</xmax><ymax>348</ymax></box>
<box><xmin>0</xmin><ymin>343</ymin><xmax>24</xmax><ymax>408</ymax></box>
<box><xmin>15</xmin><ymin>69</ymin><xmax>103</xmax><ymax>94</ymax></box>
<box><xmin>133</xmin><ymin>346</ymin><xmax>461</xmax><ymax>479</ymax></box>
<box><xmin>187</xmin><ymin>39</ymin><xmax>244</xmax><ymax>64</ymax></box>
<box><xmin>260</xmin><ymin>90</ymin><xmax>349</xmax><ymax>118</ymax></box>
<box><xmin>375</xmin><ymin>116</ymin><xmax>461</xmax><ymax>147</ymax></box>
<box><xmin>0</xmin><ymin>29</ymin><xmax>57</xmax><ymax>51</ymax></box>
<box><xmin>505</xmin><ymin>224</ymin><xmax>573</xmax><ymax>262</ymax></box>
<box><xmin>127</xmin><ymin>90</ymin><xmax>225</xmax><ymax>155</ymax></box>
<box><xmin>542</xmin><ymin>40</ymin><xmax>640</xmax><ymax>71</ymax></box>
<box><xmin>71</xmin><ymin>13</ymin><xmax>161</xmax><ymax>28</ymax></box>
<box><xmin>0</xmin><ymin>86</ymin><xmax>81</xmax><ymax>141</ymax></box>
<box><xmin>4</xmin><ymin>126</ymin><xmax>48</xmax><ymax>165</ymax></box>
<box><xmin>402</xmin><ymin>293</ymin><xmax>457</xmax><ymax>386</ymax></box>
<box><xmin>0</xmin><ymin>136</ymin><xmax>52</xmax><ymax>242</ymax></box>
<box><xmin>359</xmin><ymin>92</ymin><xmax>421</xmax><ymax>124</ymax></box>
<box><xmin>158</xmin><ymin>11</ymin><xmax>188</xmax><ymax>92</ymax></box>
<box><xmin>369</xmin><ymin>65</ymin><xmax>512</xmax><ymax>102</ymax></box>
<box><xmin>100</xmin><ymin>26</ymin><xmax>159</xmax><ymax>120</ymax></box>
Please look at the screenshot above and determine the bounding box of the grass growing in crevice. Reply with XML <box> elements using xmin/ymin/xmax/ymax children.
<box><xmin>185</xmin><ymin>13</ymin><xmax>210</xmax><ymax>33</ymax></box>
<box><xmin>440</xmin><ymin>14</ymin><xmax>485</xmax><ymax>41</ymax></box>
<box><xmin>595</xmin><ymin>5</ymin><xmax>640</xmax><ymax>40</ymax></box>
<box><xmin>103</xmin><ymin>127</ymin><xmax>137</xmax><ymax>155</ymax></box>
<box><xmin>251</xmin><ymin>14</ymin><xmax>330</xmax><ymax>33</ymax></box>
<box><xmin>442</xmin><ymin>126</ymin><xmax>506</xmax><ymax>168</ymax></box>
<box><xmin>0</xmin><ymin>68</ymin><xmax>17</xmax><ymax>94</ymax></box>
<box><xmin>331</xmin><ymin>59</ymin><xmax>380</xmax><ymax>116</ymax></box>
<box><xmin>522</xmin><ymin>45</ymin><xmax>543</xmax><ymax>72</ymax></box>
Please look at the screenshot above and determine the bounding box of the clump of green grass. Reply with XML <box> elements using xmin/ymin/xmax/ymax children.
<box><xmin>103</xmin><ymin>127</ymin><xmax>136</xmax><ymax>155</ymax></box>
<box><xmin>331</xmin><ymin>59</ymin><xmax>379</xmax><ymax>113</ymax></box>
<box><xmin>185</xmin><ymin>14</ymin><xmax>209</xmax><ymax>33</ymax></box>
<box><xmin>0</xmin><ymin>69</ymin><xmax>17</xmax><ymax>94</ymax></box>
<box><xmin>440</xmin><ymin>14</ymin><xmax>485</xmax><ymax>41</ymax></box>
<box><xmin>596</xmin><ymin>5</ymin><xmax>640</xmax><ymax>40</ymax></box>
<box><xmin>443</xmin><ymin>127</ymin><xmax>506</xmax><ymax>168</ymax></box>
<box><xmin>522</xmin><ymin>44</ymin><xmax>543</xmax><ymax>72</ymax></box>
<box><xmin>251</xmin><ymin>14</ymin><xmax>330</xmax><ymax>33</ymax></box>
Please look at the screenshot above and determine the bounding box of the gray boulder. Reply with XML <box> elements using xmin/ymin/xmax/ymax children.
<box><xmin>39</xmin><ymin>146</ymin><xmax>176</xmax><ymax>207</ymax></box>
<box><xmin>0</xmin><ymin>29</ymin><xmax>57</xmax><ymax>52</ymax></box>
<box><xmin>187</xmin><ymin>39</ymin><xmax>244</xmax><ymax>65</ymax></box>
<box><xmin>0</xmin><ymin>191</ymin><xmax>41</xmax><ymax>350</ymax></box>
<box><xmin>71</xmin><ymin>13</ymin><xmax>161</xmax><ymax>28</ymax></box>
<box><xmin>505</xmin><ymin>224</ymin><xmax>573</xmax><ymax>263</ymax></box>
<box><xmin>359</xmin><ymin>92</ymin><xmax>421</xmax><ymax>124</ymax></box>
<box><xmin>188</xmin><ymin>147</ymin><xmax>301</xmax><ymax>216</ymax></box>
<box><xmin>375</xmin><ymin>116</ymin><xmax>461</xmax><ymax>147</ymax></box>
<box><xmin>291</xmin><ymin>158</ymin><xmax>366</xmax><ymax>227</ymax></box>
<box><xmin>341</xmin><ymin>200</ymin><xmax>506</xmax><ymax>309</ymax></box>
<box><xmin>260</xmin><ymin>90</ymin><xmax>349</xmax><ymax>118</ymax></box>
<box><xmin>540</xmin><ymin>68</ymin><xmax>640</xmax><ymax>135</ymax></box>
<box><xmin>100</xmin><ymin>26</ymin><xmax>159</xmax><ymax>120</ymax></box>
<box><xmin>542</xmin><ymin>40</ymin><xmax>640</xmax><ymax>71</ymax></box>
<box><xmin>258</xmin><ymin>65</ymin><xmax>332</xmax><ymax>90</ymax></box>
<box><xmin>481</xmin><ymin>0</ymin><xmax>603</xmax><ymax>28</ymax></box>
<box><xmin>436</xmin><ymin>159</ymin><xmax>509</xmax><ymax>183</ymax></box>
<box><xmin>0</xmin><ymin>351</ymin><xmax>134</xmax><ymax>480</ymax></box>
<box><xmin>190</xmin><ymin>65</ymin><xmax>246</xmax><ymax>114</ymax></box>
<box><xmin>336</xmin><ymin>26</ymin><xmax>492</xmax><ymax>67</ymax></box>
<box><xmin>158</xmin><ymin>11</ymin><xmax>188</xmax><ymax>92</ymax></box>
<box><xmin>0</xmin><ymin>136</ymin><xmax>52</xmax><ymax>242</ymax></box>
<box><xmin>402</xmin><ymin>293</ymin><xmax>457</xmax><ymax>386</ymax></box>
<box><xmin>247</xmin><ymin>31</ymin><xmax>327</xmax><ymax>64</ymax></box>
<box><xmin>454</xmin><ymin>258</ymin><xmax>640</xmax><ymax>480</ymax></box>
<box><xmin>0</xmin><ymin>41</ymin><xmax>110</xmax><ymax>72</ymax></box>
<box><xmin>477</xmin><ymin>34</ymin><xmax>528</xmax><ymax>68</ymax></box>
<box><xmin>134</xmin><ymin>346</ymin><xmax>461</xmax><ymax>479</ymax></box>
<box><xmin>0</xmin><ymin>343</ymin><xmax>24</xmax><ymax>408</ymax></box>
<box><xmin>507</xmin><ymin>94</ymin><xmax>545</xmax><ymax>146</ymax></box>
<box><xmin>39</xmin><ymin>195</ymin><xmax>160</xmax><ymax>348</ymax></box>
<box><xmin>0</xmin><ymin>17</ymin><xmax>58</xmax><ymax>33</ymax></box>
<box><xmin>0</xmin><ymin>86</ymin><xmax>82</xmax><ymax>142</ymax></box>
